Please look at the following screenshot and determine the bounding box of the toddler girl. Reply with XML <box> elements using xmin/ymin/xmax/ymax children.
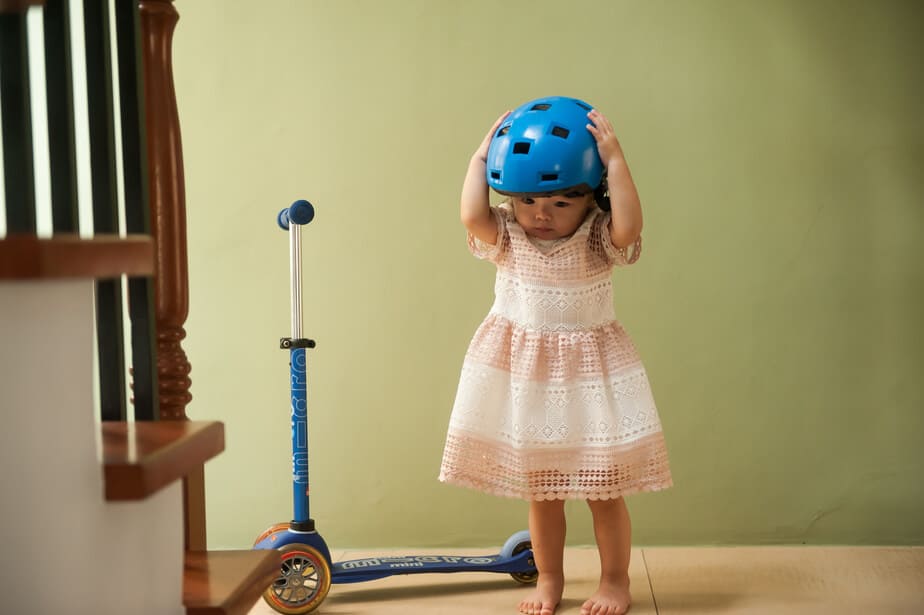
<box><xmin>439</xmin><ymin>96</ymin><xmax>672</xmax><ymax>615</ymax></box>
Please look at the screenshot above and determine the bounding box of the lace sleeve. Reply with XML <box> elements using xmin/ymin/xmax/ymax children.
<box><xmin>592</xmin><ymin>211</ymin><xmax>642</xmax><ymax>266</ymax></box>
<box><xmin>467</xmin><ymin>206</ymin><xmax>508</xmax><ymax>263</ymax></box>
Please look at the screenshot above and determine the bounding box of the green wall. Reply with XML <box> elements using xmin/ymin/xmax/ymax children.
<box><xmin>173</xmin><ymin>0</ymin><xmax>923</xmax><ymax>548</ymax></box>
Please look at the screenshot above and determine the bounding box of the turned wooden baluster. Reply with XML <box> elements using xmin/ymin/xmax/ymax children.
<box><xmin>139</xmin><ymin>0</ymin><xmax>190</xmax><ymax>420</ymax></box>
<box><xmin>139</xmin><ymin>0</ymin><xmax>206</xmax><ymax>550</ymax></box>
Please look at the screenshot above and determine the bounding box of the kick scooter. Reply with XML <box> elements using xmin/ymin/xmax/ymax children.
<box><xmin>253</xmin><ymin>200</ymin><xmax>538</xmax><ymax>614</ymax></box>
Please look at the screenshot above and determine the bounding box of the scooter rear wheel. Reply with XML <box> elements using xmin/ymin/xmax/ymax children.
<box><xmin>509</xmin><ymin>539</ymin><xmax>538</xmax><ymax>585</ymax></box>
<box><xmin>500</xmin><ymin>531</ymin><xmax>538</xmax><ymax>585</ymax></box>
<box><xmin>263</xmin><ymin>543</ymin><xmax>331</xmax><ymax>614</ymax></box>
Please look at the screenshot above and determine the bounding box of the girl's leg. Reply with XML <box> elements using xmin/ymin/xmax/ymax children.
<box><xmin>582</xmin><ymin>497</ymin><xmax>632</xmax><ymax>615</ymax></box>
<box><xmin>519</xmin><ymin>499</ymin><xmax>566</xmax><ymax>615</ymax></box>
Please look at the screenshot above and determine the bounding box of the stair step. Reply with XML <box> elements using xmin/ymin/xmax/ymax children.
<box><xmin>184</xmin><ymin>550</ymin><xmax>279</xmax><ymax>615</ymax></box>
<box><xmin>0</xmin><ymin>234</ymin><xmax>154</xmax><ymax>279</ymax></box>
<box><xmin>101</xmin><ymin>420</ymin><xmax>225</xmax><ymax>500</ymax></box>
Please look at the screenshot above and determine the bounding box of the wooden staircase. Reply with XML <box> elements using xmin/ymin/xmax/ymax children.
<box><xmin>0</xmin><ymin>237</ymin><xmax>278</xmax><ymax>614</ymax></box>
<box><xmin>0</xmin><ymin>1</ymin><xmax>280</xmax><ymax>613</ymax></box>
<box><xmin>102</xmin><ymin>419</ymin><xmax>280</xmax><ymax>614</ymax></box>
<box><xmin>102</xmin><ymin>419</ymin><xmax>278</xmax><ymax>615</ymax></box>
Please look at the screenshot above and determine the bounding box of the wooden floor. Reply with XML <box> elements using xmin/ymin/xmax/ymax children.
<box><xmin>248</xmin><ymin>546</ymin><xmax>924</xmax><ymax>614</ymax></box>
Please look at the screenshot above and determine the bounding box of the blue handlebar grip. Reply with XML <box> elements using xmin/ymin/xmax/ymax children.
<box><xmin>277</xmin><ymin>199</ymin><xmax>316</xmax><ymax>230</ymax></box>
<box><xmin>290</xmin><ymin>200</ymin><xmax>315</xmax><ymax>225</ymax></box>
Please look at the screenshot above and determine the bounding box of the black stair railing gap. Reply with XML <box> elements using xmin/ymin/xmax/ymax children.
<box><xmin>0</xmin><ymin>0</ymin><xmax>158</xmax><ymax>422</ymax></box>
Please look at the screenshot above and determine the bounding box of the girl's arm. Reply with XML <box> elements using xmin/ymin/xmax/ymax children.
<box><xmin>587</xmin><ymin>109</ymin><xmax>643</xmax><ymax>248</ymax></box>
<box><xmin>461</xmin><ymin>111</ymin><xmax>510</xmax><ymax>245</ymax></box>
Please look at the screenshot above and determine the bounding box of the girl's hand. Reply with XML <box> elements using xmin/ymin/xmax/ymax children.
<box><xmin>586</xmin><ymin>109</ymin><xmax>626</xmax><ymax>167</ymax></box>
<box><xmin>462</xmin><ymin>112</ymin><xmax>510</xmax><ymax>245</ymax></box>
<box><xmin>587</xmin><ymin>109</ymin><xmax>642</xmax><ymax>247</ymax></box>
<box><xmin>474</xmin><ymin>111</ymin><xmax>512</xmax><ymax>162</ymax></box>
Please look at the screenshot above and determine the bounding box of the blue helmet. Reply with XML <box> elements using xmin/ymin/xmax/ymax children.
<box><xmin>486</xmin><ymin>96</ymin><xmax>604</xmax><ymax>196</ymax></box>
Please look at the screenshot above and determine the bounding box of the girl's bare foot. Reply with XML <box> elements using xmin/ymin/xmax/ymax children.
<box><xmin>580</xmin><ymin>573</ymin><xmax>631</xmax><ymax>615</ymax></box>
<box><xmin>518</xmin><ymin>572</ymin><xmax>564</xmax><ymax>615</ymax></box>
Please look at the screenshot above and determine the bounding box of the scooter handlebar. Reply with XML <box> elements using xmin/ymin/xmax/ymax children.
<box><xmin>277</xmin><ymin>199</ymin><xmax>315</xmax><ymax>230</ymax></box>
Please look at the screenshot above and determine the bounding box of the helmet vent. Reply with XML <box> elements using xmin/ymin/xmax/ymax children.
<box><xmin>497</xmin><ymin>125</ymin><xmax>510</xmax><ymax>137</ymax></box>
<box><xmin>490</xmin><ymin>171</ymin><xmax>501</xmax><ymax>180</ymax></box>
<box><xmin>513</xmin><ymin>142</ymin><xmax>531</xmax><ymax>154</ymax></box>
<box><xmin>530</xmin><ymin>103</ymin><xmax>551</xmax><ymax>111</ymax></box>
<box><xmin>541</xmin><ymin>173</ymin><xmax>559</xmax><ymax>181</ymax></box>
<box><xmin>551</xmin><ymin>126</ymin><xmax>570</xmax><ymax>139</ymax></box>
<box><xmin>574</xmin><ymin>100</ymin><xmax>592</xmax><ymax>111</ymax></box>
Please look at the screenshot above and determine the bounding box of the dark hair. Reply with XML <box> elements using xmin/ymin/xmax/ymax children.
<box><xmin>594</xmin><ymin>179</ymin><xmax>611</xmax><ymax>212</ymax></box>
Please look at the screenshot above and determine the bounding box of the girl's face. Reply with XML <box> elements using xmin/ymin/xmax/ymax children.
<box><xmin>511</xmin><ymin>192</ymin><xmax>595</xmax><ymax>240</ymax></box>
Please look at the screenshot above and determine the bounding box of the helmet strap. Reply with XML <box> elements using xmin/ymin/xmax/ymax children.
<box><xmin>594</xmin><ymin>179</ymin><xmax>611</xmax><ymax>212</ymax></box>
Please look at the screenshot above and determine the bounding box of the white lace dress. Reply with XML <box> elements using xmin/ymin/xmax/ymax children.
<box><xmin>439</xmin><ymin>204</ymin><xmax>673</xmax><ymax>501</ymax></box>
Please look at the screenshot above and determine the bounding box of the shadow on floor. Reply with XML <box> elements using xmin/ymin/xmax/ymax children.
<box><xmin>327</xmin><ymin>578</ymin><xmax>526</xmax><ymax>604</ymax></box>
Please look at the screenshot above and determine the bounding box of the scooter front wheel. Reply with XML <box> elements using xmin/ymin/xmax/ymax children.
<box><xmin>263</xmin><ymin>543</ymin><xmax>331</xmax><ymax>614</ymax></box>
<box><xmin>253</xmin><ymin>522</ymin><xmax>290</xmax><ymax>547</ymax></box>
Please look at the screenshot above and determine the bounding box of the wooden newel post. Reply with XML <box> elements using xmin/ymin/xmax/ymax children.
<box><xmin>139</xmin><ymin>0</ymin><xmax>206</xmax><ymax>550</ymax></box>
<box><xmin>138</xmin><ymin>0</ymin><xmax>190</xmax><ymax>420</ymax></box>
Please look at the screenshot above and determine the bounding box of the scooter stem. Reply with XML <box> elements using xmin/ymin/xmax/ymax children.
<box><xmin>290</xmin><ymin>223</ymin><xmax>303</xmax><ymax>339</ymax></box>
<box><xmin>282</xmin><ymin>204</ymin><xmax>315</xmax><ymax>530</ymax></box>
